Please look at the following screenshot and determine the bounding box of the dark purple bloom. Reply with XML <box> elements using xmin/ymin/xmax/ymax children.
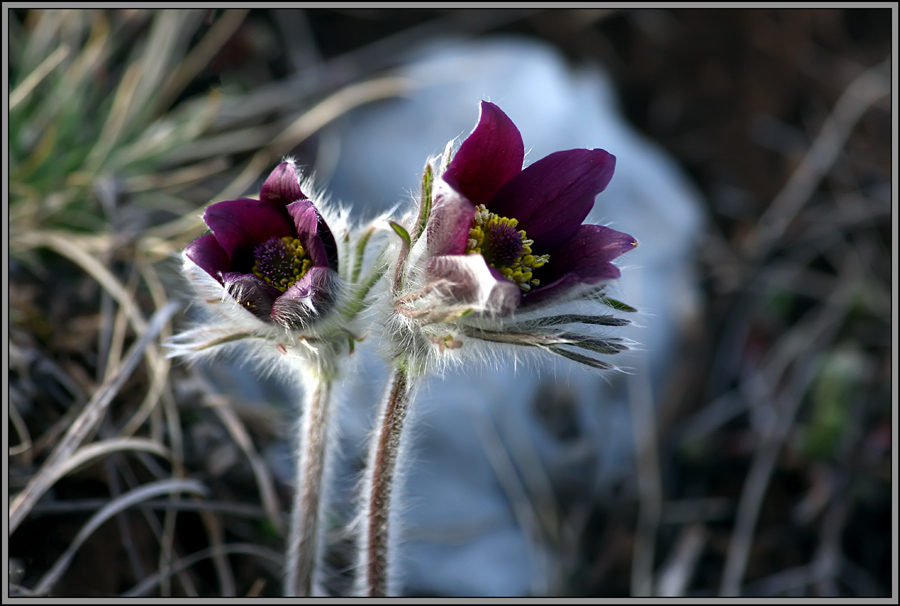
<box><xmin>425</xmin><ymin>101</ymin><xmax>637</xmax><ymax>312</ymax></box>
<box><xmin>186</xmin><ymin>162</ymin><xmax>339</xmax><ymax>328</ymax></box>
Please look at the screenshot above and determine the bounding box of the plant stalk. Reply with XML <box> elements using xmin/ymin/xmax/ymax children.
<box><xmin>285</xmin><ymin>378</ymin><xmax>332</xmax><ymax>597</ymax></box>
<box><xmin>364</xmin><ymin>365</ymin><xmax>413</xmax><ymax>597</ymax></box>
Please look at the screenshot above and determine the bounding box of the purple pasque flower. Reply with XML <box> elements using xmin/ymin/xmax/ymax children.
<box><xmin>424</xmin><ymin>101</ymin><xmax>637</xmax><ymax>315</ymax></box>
<box><xmin>185</xmin><ymin>161</ymin><xmax>339</xmax><ymax>329</ymax></box>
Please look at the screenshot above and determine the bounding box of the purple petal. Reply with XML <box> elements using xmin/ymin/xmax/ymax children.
<box><xmin>286</xmin><ymin>200</ymin><xmax>326</xmax><ymax>266</ymax></box>
<box><xmin>556</xmin><ymin>224</ymin><xmax>637</xmax><ymax>269</ymax></box>
<box><xmin>520</xmin><ymin>225</ymin><xmax>635</xmax><ymax>308</ymax></box>
<box><xmin>443</xmin><ymin>101</ymin><xmax>525</xmax><ymax>207</ymax></box>
<box><xmin>204</xmin><ymin>198</ymin><xmax>295</xmax><ymax>267</ymax></box>
<box><xmin>286</xmin><ymin>199</ymin><xmax>339</xmax><ymax>271</ymax></box>
<box><xmin>426</xmin><ymin>181</ymin><xmax>477</xmax><ymax>257</ymax></box>
<box><xmin>185</xmin><ymin>234</ymin><xmax>231</xmax><ymax>282</ymax></box>
<box><xmin>260</xmin><ymin>162</ymin><xmax>305</xmax><ymax>207</ymax></box>
<box><xmin>489</xmin><ymin>149</ymin><xmax>616</xmax><ymax>251</ymax></box>
<box><xmin>537</xmin><ymin>224</ymin><xmax>636</xmax><ymax>289</ymax></box>
<box><xmin>519</xmin><ymin>273</ymin><xmax>582</xmax><ymax>308</ymax></box>
<box><xmin>271</xmin><ymin>267</ymin><xmax>336</xmax><ymax>328</ymax></box>
<box><xmin>220</xmin><ymin>272</ymin><xmax>282</xmax><ymax>321</ymax></box>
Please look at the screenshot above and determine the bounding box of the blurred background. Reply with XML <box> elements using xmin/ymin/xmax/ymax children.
<box><xmin>7</xmin><ymin>8</ymin><xmax>894</xmax><ymax>597</ymax></box>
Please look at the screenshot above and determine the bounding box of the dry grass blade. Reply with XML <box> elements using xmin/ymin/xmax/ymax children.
<box><xmin>40</xmin><ymin>437</ymin><xmax>171</xmax><ymax>490</ymax></box>
<box><xmin>125</xmin><ymin>157</ymin><xmax>230</xmax><ymax>195</ymax></box>
<box><xmin>18</xmin><ymin>10</ymin><xmax>65</xmax><ymax>72</ymax></box>
<box><xmin>101</xmin><ymin>264</ymin><xmax>140</xmax><ymax>383</ymax></box>
<box><xmin>208</xmin><ymin>10</ymin><xmax>539</xmax><ymax>131</ymax></box>
<box><xmin>466</xmin><ymin>402</ymin><xmax>551</xmax><ymax>595</ymax></box>
<box><xmin>8</xmin><ymin>301</ymin><xmax>179</xmax><ymax>534</ymax></box>
<box><xmin>171</xmin><ymin>76</ymin><xmax>413</xmax><ymax>163</ymax></box>
<box><xmin>11</xmin><ymin>231</ymin><xmax>148</xmax><ymax>333</ymax></box>
<box><xmin>503</xmin><ymin>395</ymin><xmax>567</xmax><ymax>543</ymax></box>
<box><xmin>109</xmin><ymin>89</ymin><xmax>222</xmax><ymax>173</ymax></box>
<box><xmin>11</xmin><ymin>233</ymin><xmax>174</xmax><ymax>438</ymax></box>
<box><xmin>9</xmin><ymin>43</ymin><xmax>69</xmax><ymax>109</ymax></box>
<box><xmin>628</xmin><ymin>364</ymin><xmax>663</xmax><ymax>597</ymax></box>
<box><xmin>83</xmin><ymin>61</ymin><xmax>145</xmax><ymax>172</ymax></box>
<box><xmin>205</xmin><ymin>396</ymin><xmax>284</xmax><ymax>535</ymax></box>
<box><xmin>750</xmin><ymin>57</ymin><xmax>890</xmax><ymax>258</ymax></box>
<box><xmin>266</xmin><ymin>76</ymin><xmax>414</xmax><ymax>156</ymax></box>
<box><xmin>124</xmin><ymin>10</ymin><xmax>194</xmax><ymax>128</ymax></box>
<box><xmin>123</xmin><ymin>542</ymin><xmax>284</xmax><ymax>597</ymax></box>
<box><xmin>60</xmin><ymin>11</ymin><xmax>109</xmax><ymax>92</ymax></box>
<box><xmin>741</xmin><ymin>564</ymin><xmax>822</xmax><ymax>597</ymax></box>
<box><xmin>118</xmin><ymin>261</ymin><xmax>174</xmax><ymax>437</ymax></box>
<box><xmin>206</xmin><ymin>151</ymin><xmax>274</xmax><ymax>210</ymax></box>
<box><xmin>719</xmin><ymin>279</ymin><xmax>858</xmax><ymax>596</ymax></box>
<box><xmin>159</xmin><ymin>395</ymin><xmax>190</xmax><ymax>597</ymax></box>
<box><xmin>118</xmin><ymin>350</ymin><xmax>170</xmax><ymax>438</ymax></box>
<box><xmin>197</xmin><ymin>506</ymin><xmax>235</xmax><ymax>597</ymax></box>
<box><xmin>156</xmin><ymin>9</ymin><xmax>250</xmax><ymax>112</ymax></box>
<box><xmin>655</xmin><ymin>524</ymin><xmax>708</xmax><ymax>597</ymax></box>
<box><xmin>8</xmin><ymin>397</ymin><xmax>33</xmax><ymax>459</ymax></box>
<box><xmin>29</xmin><ymin>478</ymin><xmax>209</xmax><ymax>596</ymax></box>
<box><xmin>30</xmin><ymin>497</ymin><xmax>269</xmax><ymax>519</ymax></box>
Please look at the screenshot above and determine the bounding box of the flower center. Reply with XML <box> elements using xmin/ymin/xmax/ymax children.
<box><xmin>252</xmin><ymin>236</ymin><xmax>312</xmax><ymax>292</ymax></box>
<box><xmin>466</xmin><ymin>204</ymin><xmax>550</xmax><ymax>292</ymax></box>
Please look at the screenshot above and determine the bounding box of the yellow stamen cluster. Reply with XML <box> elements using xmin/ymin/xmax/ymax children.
<box><xmin>252</xmin><ymin>236</ymin><xmax>313</xmax><ymax>292</ymax></box>
<box><xmin>466</xmin><ymin>204</ymin><xmax>550</xmax><ymax>292</ymax></box>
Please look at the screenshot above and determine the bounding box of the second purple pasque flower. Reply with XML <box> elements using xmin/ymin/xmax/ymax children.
<box><xmin>185</xmin><ymin>161</ymin><xmax>339</xmax><ymax>329</ymax></box>
<box><xmin>424</xmin><ymin>101</ymin><xmax>637</xmax><ymax>315</ymax></box>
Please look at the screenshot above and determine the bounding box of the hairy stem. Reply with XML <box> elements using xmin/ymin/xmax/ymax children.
<box><xmin>364</xmin><ymin>365</ymin><xmax>412</xmax><ymax>597</ymax></box>
<box><xmin>285</xmin><ymin>379</ymin><xmax>332</xmax><ymax>597</ymax></box>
